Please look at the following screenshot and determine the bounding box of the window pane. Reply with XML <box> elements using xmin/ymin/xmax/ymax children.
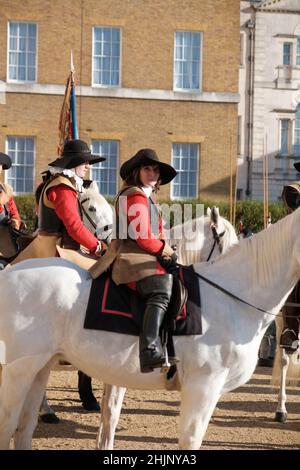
<box><xmin>297</xmin><ymin>38</ymin><xmax>300</xmax><ymax>66</ymax></box>
<box><xmin>8</xmin><ymin>22</ymin><xmax>36</xmax><ymax>82</ymax></box>
<box><xmin>6</xmin><ymin>137</ymin><xmax>35</xmax><ymax>194</ymax></box>
<box><xmin>28</xmin><ymin>24</ymin><xmax>36</xmax><ymax>37</ymax></box>
<box><xmin>92</xmin><ymin>27</ymin><xmax>120</xmax><ymax>86</ymax></box>
<box><xmin>283</xmin><ymin>43</ymin><xmax>291</xmax><ymax>65</ymax></box>
<box><xmin>171</xmin><ymin>143</ymin><xmax>199</xmax><ymax>199</ymax></box>
<box><xmin>91</xmin><ymin>140</ymin><xmax>119</xmax><ymax>196</ymax></box>
<box><xmin>174</xmin><ymin>31</ymin><xmax>201</xmax><ymax>90</ymax></box>
<box><xmin>294</xmin><ymin>105</ymin><xmax>300</xmax><ymax>157</ymax></box>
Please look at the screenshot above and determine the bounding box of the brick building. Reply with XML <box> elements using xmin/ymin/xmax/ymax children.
<box><xmin>0</xmin><ymin>0</ymin><xmax>239</xmax><ymax>200</ymax></box>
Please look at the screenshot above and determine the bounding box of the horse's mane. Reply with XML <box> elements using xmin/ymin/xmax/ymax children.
<box><xmin>83</xmin><ymin>184</ymin><xmax>112</xmax><ymax>210</ymax></box>
<box><xmin>209</xmin><ymin>209</ymin><xmax>296</xmax><ymax>287</ymax></box>
<box><xmin>168</xmin><ymin>214</ymin><xmax>237</xmax><ymax>265</ymax></box>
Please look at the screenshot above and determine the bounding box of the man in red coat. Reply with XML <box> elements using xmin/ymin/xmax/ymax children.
<box><xmin>12</xmin><ymin>140</ymin><xmax>106</xmax><ymax>418</ymax></box>
<box><xmin>42</xmin><ymin>140</ymin><xmax>106</xmax><ymax>414</ymax></box>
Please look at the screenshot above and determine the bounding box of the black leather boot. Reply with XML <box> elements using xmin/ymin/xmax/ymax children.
<box><xmin>78</xmin><ymin>371</ymin><xmax>100</xmax><ymax>411</ymax></box>
<box><xmin>137</xmin><ymin>274</ymin><xmax>173</xmax><ymax>373</ymax></box>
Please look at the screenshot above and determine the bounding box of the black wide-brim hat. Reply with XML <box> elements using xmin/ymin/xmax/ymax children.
<box><xmin>120</xmin><ymin>148</ymin><xmax>177</xmax><ymax>185</ymax></box>
<box><xmin>0</xmin><ymin>152</ymin><xmax>12</xmax><ymax>170</ymax></box>
<box><xmin>294</xmin><ymin>162</ymin><xmax>300</xmax><ymax>172</ymax></box>
<box><xmin>49</xmin><ymin>139</ymin><xmax>105</xmax><ymax>169</ymax></box>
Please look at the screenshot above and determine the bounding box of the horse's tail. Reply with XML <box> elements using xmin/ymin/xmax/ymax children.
<box><xmin>271</xmin><ymin>315</ymin><xmax>300</xmax><ymax>386</ymax></box>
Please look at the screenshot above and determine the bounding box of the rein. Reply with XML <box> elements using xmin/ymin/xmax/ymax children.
<box><xmin>179</xmin><ymin>264</ymin><xmax>294</xmax><ymax>319</ymax></box>
<box><xmin>80</xmin><ymin>197</ymin><xmax>112</xmax><ymax>243</ymax></box>
<box><xmin>206</xmin><ymin>225</ymin><xmax>225</xmax><ymax>261</ymax></box>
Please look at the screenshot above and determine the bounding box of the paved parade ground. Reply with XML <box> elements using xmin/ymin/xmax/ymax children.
<box><xmin>32</xmin><ymin>366</ymin><xmax>299</xmax><ymax>450</ymax></box>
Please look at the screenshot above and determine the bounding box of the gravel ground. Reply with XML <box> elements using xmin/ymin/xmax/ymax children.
<box><xmin>31</xmin><ymin>366</ymin><xmax>300</xmax><ymax>450</ymax></box>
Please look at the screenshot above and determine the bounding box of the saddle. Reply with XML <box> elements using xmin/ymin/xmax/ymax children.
<box><xmin>84</xmin><ymin>267</ymin><xmax>201</xmax><ymax>337</ymax></box>
<box><xmin>0</xmin><ymin>224</ymin><xmax>33</xmax><ymax>260</ymax></box>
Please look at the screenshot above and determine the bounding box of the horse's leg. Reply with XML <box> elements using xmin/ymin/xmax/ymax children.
<box><xmin>96</xmin><ymin>384</ymin><xmax>127</xmax><ymax>450</ymax></box>
<box><xmin>39</xmin><ymin>392</ymin><xmax>59</xmax><ymax>423</ymax></box>
<box><xmin>275</xmin><ymin>349</ymin><xmax>290</xmax><ymax>423</ymax></box>
<box><xmin>178</xmin><ymin>379</ymin><xmax>221</xmax><ymax>450</ymax></box>
<box><xmin>0</xmin><ymin>354</ymin><xmax>52</xmax><ymax>449</ymax></box>
<box><xmin>14</xmin><ymin>362</ymin><xmax>53</xmax><ymax>449</ymax></box>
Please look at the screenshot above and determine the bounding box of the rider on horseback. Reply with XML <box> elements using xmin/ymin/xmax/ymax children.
<box><xmin>0</xmin><ymin>152</ymin><xmax>21</xmax><ymax>230</ymax></box>
<box><xmin>11</xmin><ymin>139</ymin><xmax>107</xmax><ymax>413</ymax></box>
<box><xmin>280</xmin><ymin>164</ymin><xmax>300</xmax><ymax>352</ymax></box>
<box><xmin>12</xmin><ymin>139</ymin><xmax>106</xmax><ymax>264</ymax></box>
<box><xmin>91</xmin><ymin>148</ymin><xmax>178</xmax><ymax>373</ymax></box>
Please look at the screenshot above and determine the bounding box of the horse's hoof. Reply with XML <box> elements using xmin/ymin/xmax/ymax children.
<box><xmin>82</xmin><ymin>400</ymin><xmax>101</xmax><ymax>411</ymax></box>
<box><xmin>40</xmin><ymin>412</ymin><xmax>60</xmax><ymax>424</ymax></box>
<box><xmin>274</xmin><ymin>411</ymin><xmax>288</xmax><ymax>423</ymax></box>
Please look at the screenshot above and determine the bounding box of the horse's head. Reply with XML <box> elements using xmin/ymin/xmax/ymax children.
<box><xmin>201</xmin><ymin>206</ymin><xmax>238</xmax><ymax>261</ymax></box>
<box><xmin>79</xmin><ymin>183</ymin><xmax>113</xmax><ymax>244</ymax></box>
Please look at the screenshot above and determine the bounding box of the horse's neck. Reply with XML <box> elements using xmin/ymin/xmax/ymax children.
<box><xmin>198</xmin><ymin>213</ymin><xmax>299</xmax><ymax>325</ymax></box>
<box><xmin>168</xmin><ymin>217</ymin><xmax>208</xmax><ymax>264</ymax></box>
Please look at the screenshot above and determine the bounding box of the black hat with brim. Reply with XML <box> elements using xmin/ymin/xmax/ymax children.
<box><xmin>49</xmin><ymin>139</ymin><xmax>105</xmax><ymax>169</ymax></box>
<box><xmin>120</xmin><ymin>148</ymin><xmax>177</xmax><ymax>185</ymax></box>
<box><xmin>294</xmin><ymin>162</ymin><xmax>300</xmax><ymax>172</ymax></box>
<box><xmin>0</xmin><ymin>152</ymin><xmax>12</xmax><ymax>170</ymax></box>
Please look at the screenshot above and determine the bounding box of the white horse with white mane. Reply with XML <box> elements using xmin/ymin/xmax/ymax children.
<box><xmin>38</xmin><ymin>181</ymin><xmax>114</xmax><ymax>421</ymax></box>
<box><xmin>1</xmin><ymin>208</ymin><xmax>299</xmax><ymax>449</ymax></box>
<box><xmin>97</xmin><ymin>207</ymin><xmax>238</xmax><ymax>450</ymax></box>
<box><xmin>40</xmin><ymin>205</ymin><xmax>237</xmax><ymax>425</ymax></box>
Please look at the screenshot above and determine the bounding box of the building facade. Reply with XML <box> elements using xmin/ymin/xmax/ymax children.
<box><xmin>0</xmin><ymin>0</ymin><xmax>239</xmax><ymax>201</ymax></box>
<box><xmin>239</xmin><ymin>0</ymin><xmax>300</xmax><ymax>201</ymax></box>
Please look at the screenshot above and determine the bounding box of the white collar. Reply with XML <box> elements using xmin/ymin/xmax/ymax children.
<box><xmin>142</xmin><ymin>186</ymin><xmax>153</xmax><ymax>198</ymax></box>
<box><xmin>48</xmin><ymin>167</ymin><xmax>84</xmax><ymax>193</ymax></box>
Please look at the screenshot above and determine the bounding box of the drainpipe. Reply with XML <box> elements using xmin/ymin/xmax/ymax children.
<box><xmin>246</xmin><ymin>18</ymin><xmax>255</xmax><ymax>197</ymax></box>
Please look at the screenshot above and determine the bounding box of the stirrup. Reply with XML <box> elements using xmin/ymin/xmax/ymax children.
<box><xmin>160</xmin><ymin>341</ymin><xmax>179</xmax><ymax>373</ymax></box>
<box><xmin>280</xmin><ymin>328</ymin><xmax>299</xmax><ymax>351</ymax></box>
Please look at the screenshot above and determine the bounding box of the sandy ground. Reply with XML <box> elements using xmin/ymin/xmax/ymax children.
<box><xmin>31</xmin><ymin>366</ymin><xmax>300</xmax><ymax>450</ymax></box>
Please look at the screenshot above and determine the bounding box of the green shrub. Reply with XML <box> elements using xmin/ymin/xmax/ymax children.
<box><xmin>14</xmin><ymin>194</ymin><xmax>36</xmax><ymax>232</ymax></box>
<box><xmin>159</xmin><ymin>198</ymin><xmax>287</xmax><ymax>233</ymax></box>
<box><xmin>14</xmin><ymin>193</ymin><xmax>288</xmax><ymax>235</ymax></box>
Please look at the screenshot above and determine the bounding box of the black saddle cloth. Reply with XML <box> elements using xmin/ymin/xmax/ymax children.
<box><xmin>84</xmin><ymin>267</ymin><xmax>202</xmax><ymax>336</ymax></box>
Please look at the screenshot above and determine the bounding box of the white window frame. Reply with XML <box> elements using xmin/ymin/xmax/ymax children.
<box><xmin>173</xmin><ymin>31</ymin><xmax>202</xmax><ymax>92</ymax></box>
<box><xmin>293</xmin><ymin>104</ymin><xmax>300</xmax><ymax>157</ymax></box>
<box><xmin>7</xmin><ymin>21</ymin><xmax>38</xmax><ymax>83</ymax></box>
<box><xmin>91</xmin><ymin>139</ymin><xmax>119</xmax><ymax>196</ymax></box>
<box><xmin>171</xmin><ymin>143</ymin><xmax>199</xmax><ymax>200</ymax></box>
<box><xmin>283</xmin><ymin>42</ymin><xmax>292</xmax><ymax>66</ymax></box>
<box><xmin>5</xmin><ymin>136</ymin><xmax>35</xmax><ymax>194</ymax></box>
<box><xmin>92</xmin><ymin>26</ymin><xmax>122</xmax><ymax>87</ymax></box>
<box><xmin>296</xmin><ymin>37</ymin><xmax>300</xmax><ymax>66</ymax></box>
<box><xmin>279</xmin><ymin>118</ymin><xmax>291</xmax><ymax>156</ymax></box>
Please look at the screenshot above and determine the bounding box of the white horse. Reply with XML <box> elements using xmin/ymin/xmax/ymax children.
<box><xmin>40</xmin><ymin>205</ymin><xmax>237</xmax><ymax>425</ymax></box>
<box><xmin>79</xmin><ymin>181</ymin><xmax>113</xmax><ymax>244</ymax></box>
<box><xmin>1</xmin><ymin>208</ymin><xmax>299</xmax><ymax>449</ymax></box>
<box><xmin>97</xmin><ymin>207</ymin><xmax>238</xmax><ymax>450</ymax></box>
<box><xmin>271</xmin><ymin>315</ymin><xmax>300</xmax><ymax>423</ymax></box>
<box><xmin>39</xmin><ymin>181</ymin><xmax>113</xmax><ymax>421</ymax></box>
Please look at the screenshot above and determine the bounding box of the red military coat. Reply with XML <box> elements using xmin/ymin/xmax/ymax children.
<box><xmin>47</xmin><ymin>184</ymin><xmax>98</xmax><ymax>251</ymax></box>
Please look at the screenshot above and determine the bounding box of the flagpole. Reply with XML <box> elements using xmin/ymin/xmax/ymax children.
<box><xmin>70</xmin><ymin>51</ymin><xmax>79</xmax><ymax>139</ymax></box>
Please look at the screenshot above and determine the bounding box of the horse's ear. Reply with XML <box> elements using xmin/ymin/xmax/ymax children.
<box><xmin>211</xmin><ymin>206</ymin><xmax>219</xmax><ymax>224</ymax></box>
<box><xmin>206</xmin><ymin>207</ymin><xmax>211</xmax><ymax>216</ymax></box>
<box><xmin>89</xmin><ymin>181</ymin><xmax>99</xmax><ymax>193</ymax></box>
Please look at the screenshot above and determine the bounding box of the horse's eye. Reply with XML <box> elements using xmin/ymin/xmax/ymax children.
<box><xmin>88</xmin><ymin>206</ymin><xmax>96</xmax><ymax>212</ymax></box>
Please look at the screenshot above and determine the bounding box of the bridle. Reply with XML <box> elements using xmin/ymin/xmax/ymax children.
<box><xmin>80</xmin><ymin>197</ymin><xmax>113</xmax><ymax>244</ymax></box>
<box><xmin>206</xmin><ymin>224</ymin><xmax>226</xmax><ymax>261</ymax></box>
